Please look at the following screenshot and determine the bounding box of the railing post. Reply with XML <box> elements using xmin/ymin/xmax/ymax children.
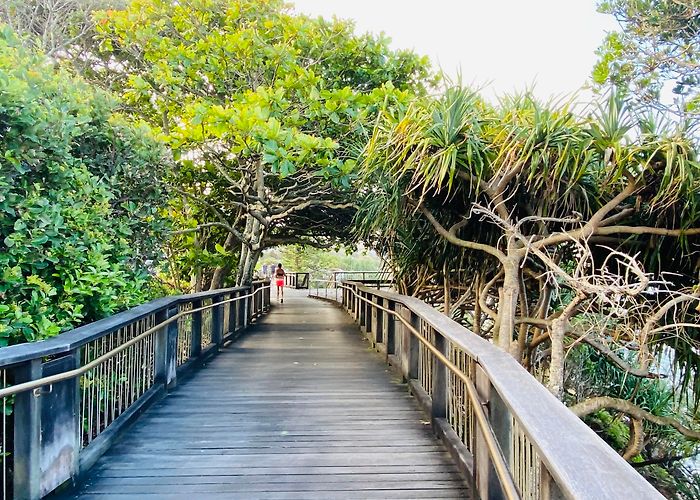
<box><xmin>251</xmin><ymin>285</ymin><xmax>258</xmax><ymax>318</ymax></box>
<box><xmin>373</xmin><ymin>296</ymin><xmax>383</xmax><ymax>345</ymax></box>
<box><xmin>227</xmin><ymin>295</ymin><xmax>236</xmax><ymax>336</ymax></box>
<box><xmin>364</xmin><ymin>293</ymin><xmax>372</xmax><ymax>336</ymax></box>
<box><xmin>354</xmin><ymin>287</ymin><xmax>359</xmax><ymax>318</ymax></box>
<box><xmin>212</xmin><ymin>295</ymin><xmax>223</xmax><ymax>346</ymax></box>
<box><xmin>12</xmin><ymin>359</ymin><xmax>41</xmax><ymax>500</ymax></box>
<box><xmin>243</xmin><ymin>288</ymin><xmax>251</xmax><ymax>328</ymax></box>
<box><xmin>474</xmin><ymin>363</ymin><xmax>504</xmax><ymax>500</ymax></box>
<box><xmin>385</xmin><ymin>299</ymin><xmax>396</xmax><ymax>357</ymax></box>
<box><xmin>236</xmin><ymin>291</ymin><xmax>244</xmax><ymax>330</ymax></box>
<box><xmin>400</xmin><ymin>308</ymin><xmax>419</xmax><ymax>381</ymax></box>
<box><xmin>191</xmin><ymin>299</ymin><xmax>202</xmax><ymax>358</ymax></box>
<box><xmin>37</xmin><ymin>350</ymin><xmax>81</xmax><ymax>494</ymax></box>
<box><xmin>432</xmin><ymin>333</ymin><xmax>447</xmax><ymax>421</ymax></box>
<box><xmin>155</xmin><ymin>306</ymin><xmax>178</xmax><ymax>390</ymax></box>
<box><xmin>353</xmin><ymin>287</ymin><xmax>358</xmax><ymax>319</ymax></box>
<box><xmin>540</xmin><ymin>465</ymin><xmax>564</xmax><ymax>500</ymax></box>
<box><xmin>359</xmin><ymin>291</ymin><xmax>366</xmax><ymax>331</ymax></box>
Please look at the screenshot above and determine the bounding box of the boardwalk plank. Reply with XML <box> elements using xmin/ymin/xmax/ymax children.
<box><xmin>62</xmin><ymin>291</ymin><xmax>471</xmax><ymax>499</ymax></box>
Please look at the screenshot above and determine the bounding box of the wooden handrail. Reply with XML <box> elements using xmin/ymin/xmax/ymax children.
<box><xmin>336</xmin><ymin>281</ymin><xmax>662</xmax><ymax>500</ymax></box>
<box><xmin>0</xmin><ymin>285</ymin><xmax>271</xmax><ymax>399</ymax></box>
<box><xmin>0</xmin><ymin>283</ymin><xmax>267</xmax><ymax>368</ymax></box>
<box><xmin>0</xmin><ymin>280</ymin><xmax>272</xmax><ymax>499</ymax></box>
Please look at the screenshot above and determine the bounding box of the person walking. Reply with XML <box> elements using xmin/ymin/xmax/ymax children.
<box><xmin>275</xmin><ymin>263</ymin><xmax>286</xmax><ymax>303</ymax></box>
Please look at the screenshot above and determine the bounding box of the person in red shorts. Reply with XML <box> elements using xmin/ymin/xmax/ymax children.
<box><xmin>274</xmin><ymin>263</ymin><xmax>286</xmax><ymax>303</ymax></box>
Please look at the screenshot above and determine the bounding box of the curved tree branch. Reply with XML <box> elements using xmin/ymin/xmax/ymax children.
<box><xmin>418</xmin><ymin>204</ymin><xmax>508</xmax><ymax>262</ymax></box>
<box><xmin>570</xmin><ymin>396</ymin><xmax>700</xmax><ymax>440</ymax></box>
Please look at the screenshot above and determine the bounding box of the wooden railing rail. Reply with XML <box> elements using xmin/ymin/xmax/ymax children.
<box><xmin>0</xmin><ymin>281</ymin><xmax>271</xmax><ymax>500</ymax></box>
<box><xmin>284</xmin><ymin>272</ymin><xmax>310</xmax><ymax>289</ymax></box>
<box><xmin>308</xmin><ymin>276</ymin><xmax>393</xmax><ymax>301</ymax></box>
<box><xmin>333</xmin><ymin>281</ymin><xmax>662</xmax><ymax>500</ymax></box>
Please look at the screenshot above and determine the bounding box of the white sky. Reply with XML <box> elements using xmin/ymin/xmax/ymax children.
<box><xmin>292</xmin><ymin>0</ymin><xmax>619</xmax><ymax>102</ymax></box>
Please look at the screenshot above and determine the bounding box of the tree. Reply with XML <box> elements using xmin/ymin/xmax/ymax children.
<box><xmin>78</xmin><ymin>0</ymin><xmax>432</xmax><ymax>288</ymax></box>
<box><xmin>0</xmin><ymin>26</ymin><xmax>169</xmax><ymax>345</ymax></box>
<box><xmin>0</xmin><ymin>0</ymin><xmax>124</xmax><ymax>56</ymax></box>
<box><xmin>356</xmin><ymin>85</ymin><xmax>700</xmax><ymax>491</ymax></box>
<box><xmin>594</xmin><ymin>0</ymin><xmax>700</xmax><ymax>124</ymax></box>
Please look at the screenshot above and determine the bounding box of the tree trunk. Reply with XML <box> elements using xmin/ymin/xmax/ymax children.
<box><xmin>236</xmin><ymin>159</ymin><xmax>268</xmax><ymax>287</ymax></box>
<box><xmin>473</xmin><ymin>274</ymin><xmax>482</xmax><ymax>336</ymax></box>
<box><xmin>236</xmin><ymin>218</ymin><xmax>265</xmax><ymax>286</ymax></box>
<box><xmin>496</xmin><ymin>259</ymin><xmax>520</xmax><ymax>351</ymax></box>
<box><xmin>236</xmin><ymin>215</ymin><xmax>254</xmax><ymax>285</ymax></box>
<box><xmin>239</xmin><ymin>247</ymin><xmax>262</xmax><ymax>286</ymax></box>
<box><xmin>548</xmin><ymin>317</ymin><xmax>566</xmax><ymax>399</ymax></box>
<box><xmin>443</xmin><ymin>266</ymin><xmax>451</xmax><ymax>317</ymax></box>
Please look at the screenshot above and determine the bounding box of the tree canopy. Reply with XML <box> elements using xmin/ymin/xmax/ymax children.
<box><xmin>79</xmin><ymin>0</ymin><xmax>432</xmax><ymax>289</ymax></box>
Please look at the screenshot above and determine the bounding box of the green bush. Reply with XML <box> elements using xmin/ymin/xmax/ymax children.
<box><xmin>0</xmin><ymin>26</ymin><xmax>168</xmax><ymax>345</ymax></box>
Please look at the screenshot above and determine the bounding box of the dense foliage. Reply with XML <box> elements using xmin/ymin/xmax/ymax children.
<box><xmin>356</xmin><ymin>86</ymin><xmax>700</xmax><ymax>493</ymax></box>
<box><xmin>79</xmin><ymin>0</ymin><xmax>432</xmax><ymax>290</ymax></box>
<box><xmin>0</xmin><ymin>27</ymin><xmax>168</xmax><ymax>345</ymax></box>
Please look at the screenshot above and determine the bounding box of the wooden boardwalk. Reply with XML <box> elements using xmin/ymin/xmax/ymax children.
<box><xmin>63</xmin><ymin>291</ymin><xmax>471</xmax><ymax>499</ymax></box>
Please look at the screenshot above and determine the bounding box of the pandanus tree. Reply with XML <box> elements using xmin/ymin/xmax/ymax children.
<box><xmin>356</xmin><ymin>86</ymin><xmax>700</xmax><ymax>482</ymax></box>
<box><xmin>81</xmin><ymin>0</ymin><xmax>431</xmax><ymax>289</ymax></box>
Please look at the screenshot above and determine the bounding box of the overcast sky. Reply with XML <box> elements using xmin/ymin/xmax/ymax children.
<box><xmin>292</xmin><ymin>0</ymin><xmax>619</xmax><ymax>102</ymax></box>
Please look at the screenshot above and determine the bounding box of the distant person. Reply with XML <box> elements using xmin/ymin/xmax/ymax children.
<box><xmin>275</xmin><ymin>263</ymin><xmax>286</xmax><ymax>303</ymax></box>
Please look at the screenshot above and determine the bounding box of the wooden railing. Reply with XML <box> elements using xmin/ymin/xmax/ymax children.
<box><xmin>0</xmin><ymin>281</ymin><xmax>271</xmax><ymax>500</ymax></box>
<box><xmin>284</xmin><ymin>272</ymin><xmax>310</xmax><ymax>289</ymax></box>
<box><xmin>336</xmin><ymin>281</ymin><xmax>662</xmax><ymax>500</ymax></box>
<box><xmin>309</xmin><ymin>273</ymin><xmax>393</xmax><ymax>301</ymax></box>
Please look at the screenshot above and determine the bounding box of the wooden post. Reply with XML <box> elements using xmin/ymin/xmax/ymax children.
<box><xmin>432</xmin><ymin>333</ymin><xmax>447</xmax><ymax>421</ymax></box>
<box><xmin>258</xmin><ymin>284</ymin><xmax>263</xmax><ymax>315</ymax></box>
<box><xmin>12</xmin><ymin>359</ymin><xmax>41</xmax><ymax>500</ymax></box>
<box><xmin>38</xmin><ymin>351</ymin><xmax>81</xmax><ymax>495</ymax></box>
<box><xmin>540</xmin><ymin>464</ymin><xmax>565</xmax><ymax>500</ymax></box>
<box><xmin>359</xmin><ymin>292</ymin><xmax>366</xmax><ymax>331</ymax></box>
<box><xmin>400</xmin><ymin>308</ymin><xmax>419</xmax><ymax>381</ymax></box>
<box><xmin>385</xmin><ymin>299</ymin><xmax>396</xmax><ymax>357</ymax></box>
<box><xmin>227</xmin><ymin>294</ymin><xmax>235</xmax><ymax>336</ymax></box>
<box><xmin>243</xmin><ymin>289</ymin><xmax>250</xmax><ymax>328</ymax></box>
<box><xmin>252</xmin><ymin>284</ymin><xmax>259</xmax><ymax>318</ymax></box>
<box><xmin>409</xmin><ymin>312</ymin><xmax>420</xmax><ymax>379</ymax></box>
<box><xmin>353</xmin><ymin>288</ymin><xmax>359</xmax><ymax>320</ymax></box>
<box><xmin>364</xmin><ymin>293</ymin><xmax>372</xmax><ymax>336</ymax></box>
<box><xmin>212</xmin><ymin>296</ymin><xmax>223</xmax><ymax>346</ymax></box>
<box><xmin>165</xmin><ymin>306</ymin><xmax>179</xmax><ymax>389</ymax></box>
<box><xmin>235</xmin><ymin>291</ymin><xmax>243</xmax><ymax>331</ymax></box>
<box><xmin>191</xmin><ymin>299</ymin><xmax>202</xmax><ymax>358</ymax></box>
<box><xmin>474</xmin><ymin>363</ymin><xmax>503</xmax><ymax>500</ymax></box>
<box><xmin>154</xmin><ymin>308</ymin><xmax>168</xmax><ymax>386</ymax></box>
<box><xmin>373</xmin><ymin>296</ymin><xmax>383</xmax><ymax>345</ymax></box>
